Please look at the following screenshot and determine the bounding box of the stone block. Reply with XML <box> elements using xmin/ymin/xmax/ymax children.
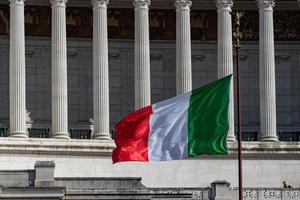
<box><xmin>34</xmin><ymin>161</ymin><xmax>55</xmax><ymax>187</ymax></box>
<box><xmin>0</xmin><ymin>171</ymin><xmax>30</xmax><ymax>187</ymax></box>
<box><xmin>211</xmin><ymin>180</ymin><xmax>231</xmax><ymax>200</ymax></box>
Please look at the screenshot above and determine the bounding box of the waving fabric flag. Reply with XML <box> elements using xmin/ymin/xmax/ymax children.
<box><xmin>112</xmin><ymin>75</ymin><xmax>232</xmax><ymax>163</ymax></box>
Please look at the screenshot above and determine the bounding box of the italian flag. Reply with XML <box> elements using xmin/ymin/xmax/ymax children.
<box><xmin>112</xmin><ymin>75</ymin><xmax>232</xmax><ymax>163</ymax></box>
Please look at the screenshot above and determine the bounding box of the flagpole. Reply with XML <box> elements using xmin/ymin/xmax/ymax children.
<box><xmin>233</xmin><ymin>11</ymin><xmax>244</xmax><ymax>200</ymax></box>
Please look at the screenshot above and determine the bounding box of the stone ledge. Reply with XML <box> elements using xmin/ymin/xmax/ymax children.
<box><xmin>0</xmin><ymin>138</ymin><xmax>115</xmax><ymax>157</ymax></box>
<box><xmin>35</xmin><ymin>161</ymin><xmax>55</xmax><ymax>167</ymax></box>
<box><xmin>0</xmin><ymin>187</ymin><xmax>65</xmax><ymax>198</ymax></box>
<box><xmin>0</xmin><ymin>138</ymin><xmax>299</xmax><ymax>158</ymax></box>
<box><xmin>229</xmin><ymin>141</ymin><xmax>300</xmax><ymax>157</ymax></box>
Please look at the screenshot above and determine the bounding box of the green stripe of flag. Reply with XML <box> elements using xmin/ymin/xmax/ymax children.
<box><xmin>188</xmin><ymin>75</ymin><xmax>232</xmax><ymax>156</ymax></box>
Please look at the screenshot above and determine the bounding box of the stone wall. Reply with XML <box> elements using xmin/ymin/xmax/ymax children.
<box><xmin>0</xmin><ymin>161</ymin><xmax>299</xmax><ymax>199</ymax></box>
<box><xmin>0</xmin><ymin>139</ymin><xmax>299</xmax><ymax>188</ymax></box>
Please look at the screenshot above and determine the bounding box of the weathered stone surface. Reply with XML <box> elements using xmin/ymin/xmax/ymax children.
<box><xmin>0</xmin><ymin>140</ymin><xmax>300</xmax><ymax>188</ymax></box>
<box><xmin>0</xmin><ymin>187</ymin><xmax>65</xmax><ymax>199</ymax></box>
<box><xmin>0</xmin><ymin>137</ymin><xmax>115</xmax><ymax>156</ymax></box>
<box><xmin>0</xmin><ymin>171</ymin><xmax>32</xmax><ymax>187</ymax></box>
<box><xmin>35</xmin><ymin>161</ymin><xmax>55</xmax><ymax>187</ymax></box>
<box><xmin>35</xmin><ymin>161</ymin><xmax>55</xmax><ymax>168</ymax></box>
<box><xmin>1</xmin><ymin>166</ymin><xmax>300</xmax><ymax>199</ymax></box>
<box><xmin>55</xmin><ymin>177</ymin><xmax>147</xmax><ymax>190</ymax></box>
<box><xmin>211</xmin><ymin>180</ymin><xmax>231</xmax><ymax>200</ymax></box>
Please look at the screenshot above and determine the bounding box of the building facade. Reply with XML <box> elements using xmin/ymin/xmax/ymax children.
<box><xmin>0</xmin><ymin>0</ymin><xmax>300</xmax><ymax>192</ymax></box>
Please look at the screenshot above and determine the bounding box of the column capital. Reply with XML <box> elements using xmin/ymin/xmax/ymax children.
<box><xmin>91</xmin><ymin>0</ymin><xmax>109</xmax><ymax>8</ymax></box>
<box><xmin>215</xmin><ymin>0</ymin><xmax>233</xmax><ymax>10</ymax></box>
<box><xmin>174</xmin><ymin>0</ymin><xmax>192</xmax><ymax>10</ymax></box>
<box><xmin>9</xmin><ymin>0</ymin><xmax>25</xmax><ymax>5</ymax></box>
<box><xmin>257</xmin><ymin>0</ymin><xmax>275</xmax><ymax>10</ymax></box>
<box><xmin>133</xmin><ymin>0</ymin><xmax>150</xmax><ymax>9</ymax></box>
<box><xmin>50</xmin><ymin>0</ymin><xmax>68</xmax><ymax>6</ymax></box>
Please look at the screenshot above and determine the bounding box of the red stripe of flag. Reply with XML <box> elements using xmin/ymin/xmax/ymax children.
<box><xmin>112</xmin><ymin>106</ymin><xmax>153</xmax><ymax>163</ymax></box>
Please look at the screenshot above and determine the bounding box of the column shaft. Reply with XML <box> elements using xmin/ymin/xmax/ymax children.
<box><xmin>133</xmin><ymin>0</ymin><xmax>151</xmax><ymax>109</ymax></box>
<box><xmin>258</xmin><ymin>0</ymin><xmax>278</xmax><ymax>141</ymax></box>
<box><xmin>175</xmin><ymin>0</ymin><xmax>192</xmax><ymax>95</ymax></box>
<box><xmin>92</xmin><ymin>0</ymin><xmax>111</xmax><ymax>140</ymax></box>
<box><xmin>51</xmin><ymin>0</ymin><xmax>69</xmax><ymax>139</ymax></box>
<box><xmin>9</xmin><ymin>0</ymin><xmax>27</xmax><ymax>138</ymax></box>
<box><xmin>216</xmin><ymin>0</ymin><xmax>236</xmax><ymax>141</ymax></box>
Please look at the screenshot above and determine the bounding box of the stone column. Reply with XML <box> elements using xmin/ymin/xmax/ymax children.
<box><xmin>216</xmin><ymin>0</ymin><xmax>236</xmax><ymax>142</ymax></box>
<box><xmin>91</xmin><ymin>0</ymin><xmax>111</xmax><ymax>140</ymax></box>
<box><xmin>257</xmin><ymin>0</ymin><xmax>278</xmax><ymax>141</ymax></box>
<box><xmin>133</xmin><ymin>0</ymin><xmax>151</xmax><ymax>109</ymax></box>
<box><xmin>175</xmin><ymin>0</ymin><xmax>192</xmax><ymax>95</ymax></box>
<box><xmin>9</xmin><ymin>0</ymin><xmax>27</xmax><ymax>138</ymax></box>
<box><xmin>51</xmin><ymin>0</ymin><xmax>69</xmax><ymax>139</ymax></box>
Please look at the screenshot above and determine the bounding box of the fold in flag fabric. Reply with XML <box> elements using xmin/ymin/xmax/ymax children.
<box><xmin>112</xmin><ymin>75</ymin><xmax>232</xmax><ymax>163</ymax></box>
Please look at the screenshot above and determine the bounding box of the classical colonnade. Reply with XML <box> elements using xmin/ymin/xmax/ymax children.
<box><xmin>8</xmin><ymin>0</ymin><xmax>278</xmax><ymax>142</ymax></box>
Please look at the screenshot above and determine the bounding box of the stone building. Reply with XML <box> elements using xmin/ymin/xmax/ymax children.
<box><xmin>0</xmin><ymin>0</ymin><xmax>300</xmax><ymax>198</ymax></box>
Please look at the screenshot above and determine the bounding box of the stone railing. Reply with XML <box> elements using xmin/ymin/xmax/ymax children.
<box><xmin>212</xmin><ymin>180</ymin><xmax>300</xmax><ymax>200</ymax></box>
<box><xmin>241</xmin><ymin>188</ymin><xmax>300</xmax><ymax>200</ymax></box>
<box><xmin>150</xmin><ymin>184</ymin><xmax>300</xmax><ymax>200</ymax></box>
<box><xmin>150</xmin><ymin>187</ymin><xmax>211</xmax><ymax>199</ymax></box>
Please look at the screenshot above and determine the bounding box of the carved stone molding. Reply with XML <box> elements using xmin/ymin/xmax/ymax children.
<box><xmin>25</xmin><ymin>50</ymin><xmax>34</xmax><ymax>57</ymax></box>
<box><xmin>215</xmin><ymin>0</ymin><xmax>233</xmax><ymax>10</ymax></box>
<box><xmin>257</xmin><ymin>0</ymin><xmax>275</xmax><ymax>10</ymax></box>
<box><xmin>0</xmin><ymin>138</ymin><xmax>115</xmax><ymax>158</ymax></box>
<box><xmin>25</xmin><ymin>109</ymin><xmax>33</xmax><ymax>125</ymax></box>
<box><xmin>67</xmin><ymin>51</ymin><xmax>78</xmax><ymax>58</ymax></box>
<box><xmin>150</xmin><ymin>54</ymin><xmax>162</xmax><ymax>62</ymax></box>
<box><xmin>192</xmin><ymin>54</ymin><xmax>205</xmax><ymax>62</ymax></box>
<box><xmin>108</xmin><ymin>53</ymin><xmax>120</xmax><ymax>60</ymax></box>
<box><xmin>91</xmin><ymin>0</ymin><xmax>109</xmax><ymax>8</ymax></box>
<box><xmin>50</xmin><ymin>0</ymin><xmax>68</xmax><ymax>6</ymax></box>
<box><xmin>262</xmin><ymin>189</ymin><xmax>281</xmax><ymax>199</ymax></box>
<box><xmin>285</xmin><ymin>190</ymin><xmax>300</xmax><ymax>199</ymax></box>
<box><xmin>1</xmin><ymin>140</ymin><xmax>300</xmax><ymax>159</ymax></box>
<box><xmin>133</xmin><ymin>0</ymin><xmax>150</xmax><ymax>8</ymax></box>
<box><xmin>174</xmin><ymin>0</ymin><xmax>192</xmax><ymax>10</ymax></box>
<box><xmin>8</xmin><ymin>0</ymin><xmax>25</xmax><ymax>5</ymax></box>
<box><xmin>275</xmin><ymin>55</ymin><xmax>290</xmax><ymax>64</ymax></box>
<box><xmin>191</xmin><ymin>190</ymin><xmax>202</xmax><ymax>199</ymax></box>
<box><xmin>154</xmin><ymin>189</ymin><xmax>204</xmax><ymax>199</ymax></box>
<box><xmin>243</xmin><ymin>189</ymin><xmax>258</xmax><ymax>199</ymax></box>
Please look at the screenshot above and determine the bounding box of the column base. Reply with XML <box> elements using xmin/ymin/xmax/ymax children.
<box><xmin>52</xmin><ymin>132</ymin><xmax>70</xmax><ymax>139</ymax></box>
<box><xmin>93</xmin><ymin>133</ymin><xmax>112</xmax><ymax>141</ymax></box>
<box><xmin>227</xmin><ymin>135</ymin><xmax>237</xmax><ymax>142</ymax></box>
<box><xmin>9</xmin><ymin>131</ymin><xmax>28</xmax><ymax>138</ymax></box>
<box><xmin>260</xmin><ymin>135</ymin><xmax>279</xmax><ymax>142</ymax></box>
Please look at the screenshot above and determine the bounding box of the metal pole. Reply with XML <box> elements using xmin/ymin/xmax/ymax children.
<box><xmin>236</xmin><ymin>44</ymin><xmax>243</xmax><ymax>200</ymax></box>
<box><xmin>233</xmin><ymin>11</ymin><xmax>244</xmax><ymax>200</ymax></box>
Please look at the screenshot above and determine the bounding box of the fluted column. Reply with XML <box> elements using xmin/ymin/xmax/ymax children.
<box><xmin>257</xmin><ymin>0</ymin><xmax>278</xmax><ymax>141</ymax></box>
<box><xmin>216</xmin><ymin>0</ymin><xmax>236</xmax><ymax>141</ymax></box>
<box><xmin>175</xmin><ymin>0</ymin><xmax>192</xmax><ymax>95</ymax></box>
<box><xmin>133</xmin><ymin>0</ymin><xmax>151</xmax><ymax>109</ymax></box>
<box><xmin>9</xmin><ymin>0</ymin><xmax>27</xmax><ymax>138</ymax></box>
<box><xmin>91</xmin><ymin>0</ymin><xmax>111</xmax><ymax>140</ymax></box>
<box><xmin>51</xmin><ymin>0</ymin><xmax>69</xmax><ymax>139</ymax></box>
